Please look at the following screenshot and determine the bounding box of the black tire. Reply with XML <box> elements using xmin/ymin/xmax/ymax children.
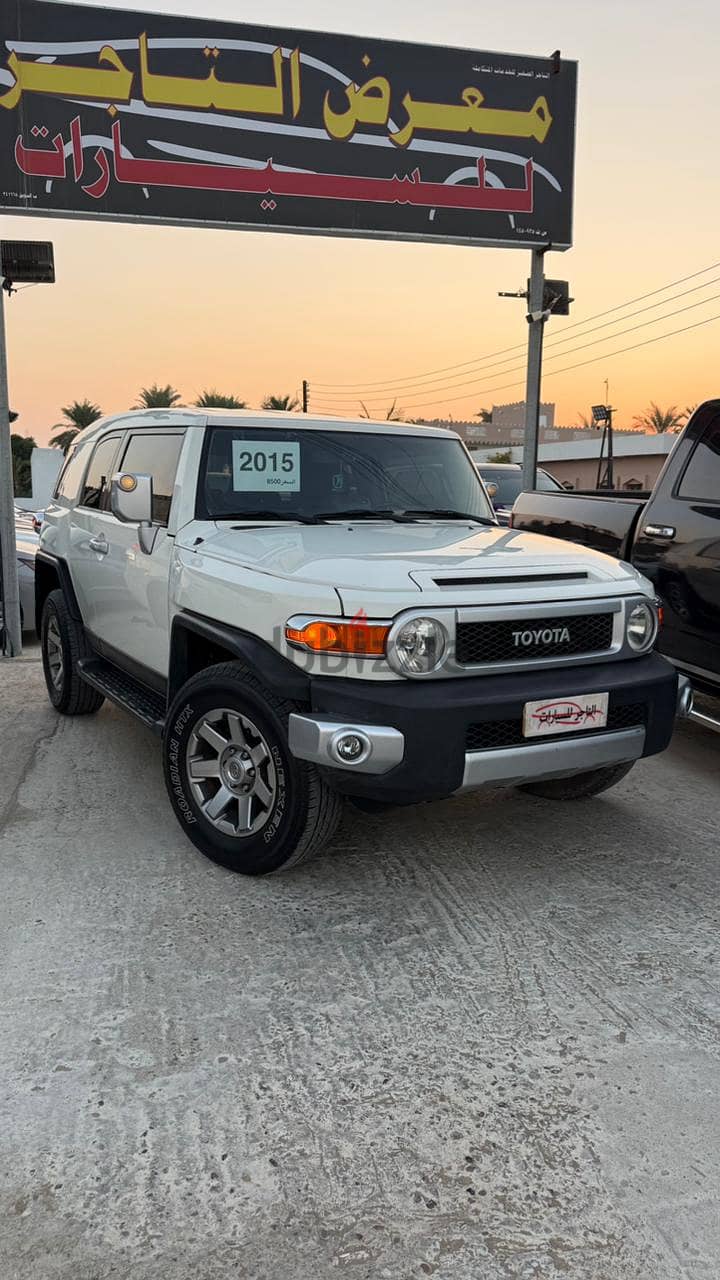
<box><xmin>163</xmin><ymin>662</ymin><xmax>344</xmax><ymax>876</ymax></box>
<box><xmin>41</xmin><ymin>589</ymin><xmax>105</xmax><ymax>716</ymax></box>
<box><xmin>519</xmin><ymin>760</ymin><xmax>635</xmax><ymax>801</ymax></box>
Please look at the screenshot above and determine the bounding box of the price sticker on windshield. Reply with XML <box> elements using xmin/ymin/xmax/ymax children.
<box><xmin>232</xmin><ymin>440</ymin><xmax>301</xmax><ymax>492</ymax></box>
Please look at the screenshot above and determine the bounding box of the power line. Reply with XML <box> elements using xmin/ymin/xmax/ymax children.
<box><xmin>314</xmin><ymin>309</ymin><xmax>720</xmax><ymax>415</ymax></box>
<box><xmin>312</xmin><ymin>274</ymin><xmax>720</xmax><ymax>403</ymax></box>
<box><xmin>311</xmin><ymin>260</ymin><xmax>720</xmax><ymax>394</ymax></box>
<box><xmin>310</xmin><ymin>288</ymin><xmax>720</xmax><ymax>413</ymax></box>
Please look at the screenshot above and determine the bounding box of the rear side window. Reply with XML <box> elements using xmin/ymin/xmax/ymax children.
<box><xmin>119</xmin><ymin>432</ymin><xmax>185</xmax><ymax>525</ymax></box>
<box><xmin>54</xmin><ymin>441</ymin><xmax>90</xmax><ymax>503</ymax></box>
<box><xmin>79</xmin><ymin>435</ymin><xmax>122</xmax><ymax>510</ymax></box>
<box><xmin>678</xmin><ymin>415</ymin><xmax>720</xmax><ymax>502</ymax></box>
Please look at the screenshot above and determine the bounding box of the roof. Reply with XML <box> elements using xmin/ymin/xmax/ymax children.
<box><xmin>71</xmin><ymin>408</ymin><xmax>457</xmax><ymax>446</ymax></box>
<box><xmin>470</xmin><ymin>434</ymin><xmax>678</xmax><ymax>464</ymax></box>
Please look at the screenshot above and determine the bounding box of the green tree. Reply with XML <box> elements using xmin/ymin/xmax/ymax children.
<box><xmin>486</xmin><ymin>449</ymin><xmax>513</xmax><ymax>463</ymax></box>
<box><xmin>51</xmin><ymin>399</ymin><xmax>103</xmax><ymax>452</ymax></box>
<box><xmin>359</xmin><ymin>399</ymin><xmax>404</xmax><ymax>421</ymax></box>
<box><xmin>475</xmin><ymin>406</ymin><xmax>493</xmax><ymax>422</ymax></box>
<box><xmin>632</xmin><ymin>402</ymin><xmax>686</xmax><ymax>434</ymax></box>
<box><xmin>262</xmin><ymin>393</ymin><xmax>300</xmax><ymax>412</ymax></box>
<box><xmin>194</xmin><ymin>389</ymin><xmax>247</xmax><ymax>409</ymax></box>
<box><xmin>134</xmin><ymin>383</ymin><xmax>182</xmax><ymax>409</ymax></box>
<box><xmin>11</xmin><ymin>433</ymin><xmax>36</xmax><ymax>498</ymax></box>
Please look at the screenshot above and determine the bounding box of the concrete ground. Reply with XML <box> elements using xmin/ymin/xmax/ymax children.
<box><xmin>1</xmin><ymin>653</ymin><xmax>719</xmax><ymax>1280</ymax></box>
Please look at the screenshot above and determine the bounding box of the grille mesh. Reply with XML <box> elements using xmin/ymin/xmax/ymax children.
<box><xmin>465</xmin><ymin>702</ymin><xmax>646</xmax><ymax>753</ymax></box>
<box><xmin>455</xmin><ymin>612</ymin><xmax>615</xmax><ymax>665</ymax></box>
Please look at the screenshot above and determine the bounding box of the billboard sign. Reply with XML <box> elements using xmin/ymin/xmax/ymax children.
<box><xmin>1</xmin><ymin>1</ymin><xmax>577</xmax><ymax>249</ymax></box>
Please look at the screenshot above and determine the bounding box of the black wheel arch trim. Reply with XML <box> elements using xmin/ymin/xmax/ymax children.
<box><xmin>35</xmin><ymin>551</ymin><xmax>82</xmax><ymax>632</ymax></box>
<box><xmin>169</xmin><ymin>611</ymin><xmax>311</xmax><ymax>703</ymax></box>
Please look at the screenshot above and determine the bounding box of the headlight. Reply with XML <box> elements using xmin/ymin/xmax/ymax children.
<box><xmin>626</xmin><ymin>600</ymin><xmax>657</xmax><ymax>652</ymax></box>
<box><xmin>388</xmin><ymin>616</ymin><xmax>447</xmax><ymax>675</ymax></box>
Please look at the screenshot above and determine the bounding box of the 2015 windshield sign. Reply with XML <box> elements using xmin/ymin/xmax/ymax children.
<box><xmin>232</xmin><ymin>440</ymin><xmax>301</xmax><ymax>491</ymax></box>
<box><xmin>0</xmin><ymin>0</ymin><xmax>577</xmax><ymax>248</ymax></box>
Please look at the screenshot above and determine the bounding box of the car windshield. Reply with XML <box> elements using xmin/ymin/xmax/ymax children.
<box><xmin>199</xmin><ymin>427</ymin><xmax>495</xmax><ymax>522</ymax></box>
<box><xmin>479</xmin><ymin>466</ymin><xmax>561</xmax><ymax>505</ymax></box>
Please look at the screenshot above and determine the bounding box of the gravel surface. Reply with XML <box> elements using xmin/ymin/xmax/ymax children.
<box><xmin>1</xmin><ymin>656</ymin><xmax>719</xmax><ymax>1280</ymax></box>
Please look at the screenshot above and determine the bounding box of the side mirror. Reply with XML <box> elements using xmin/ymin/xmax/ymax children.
<box><xmin>111</xmin><ymin>473</ymin><xmax>157</xmax><ymax>553</ymax></box>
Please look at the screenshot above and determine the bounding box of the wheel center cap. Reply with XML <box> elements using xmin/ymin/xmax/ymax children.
<box><xmin>221</xmin><ymin>749</ymin><xmax>254</xmax><ymax>790</ymax></box>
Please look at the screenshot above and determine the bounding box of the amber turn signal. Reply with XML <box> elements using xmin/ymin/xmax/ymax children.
<box><xmin>285</xmin><ymin>619</ymin><xmax>389</xmax><ymax>656</ymax></box>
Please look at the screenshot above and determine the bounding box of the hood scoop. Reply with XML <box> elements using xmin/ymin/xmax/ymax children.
<box><xmin>432</xmin><ymin>571</ymin><xmax>590</xmax><ymax>588</ymax></box>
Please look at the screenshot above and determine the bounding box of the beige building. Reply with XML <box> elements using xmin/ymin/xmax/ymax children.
<box><xmin>471</xmin><ymin>434</ymin><xmax>677</xmax><ymax>491</ymax></box>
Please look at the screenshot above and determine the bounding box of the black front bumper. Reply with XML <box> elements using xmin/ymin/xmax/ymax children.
<box><xmin>308</xmin><ymin>653</ymin><xmax>678</xmax><ymax>804</ymax></box>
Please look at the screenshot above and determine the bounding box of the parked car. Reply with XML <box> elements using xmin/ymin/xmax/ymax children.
<box><xmin>0</xmin><ymin>534</ymin><xmax>37</xmax><ymax>635</ymax></box>
<box><xmin>36</xmin><ymin>410</ymin><xmax>684</xmax><ymax>876</ymax></box>
<box><xmin>511</xmin><ymin>400</ymin><xmax>720</xmax><ymax>725</ymax></box>
<box><xmin>476</xmin><ymin>461</ymin><xmax>564</xmax><ymax>525</ymax></box>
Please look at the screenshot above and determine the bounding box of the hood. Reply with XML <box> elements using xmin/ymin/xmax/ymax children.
<box><xmin>183</xmin><ymin>520</ymin><xmax>648</xmax><ymax>610</ymax></box>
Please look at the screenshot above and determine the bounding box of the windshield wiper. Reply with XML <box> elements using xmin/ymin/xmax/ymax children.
<box><xmin>312</xmin><ymin>508</ymin><xmax>421</xmax><ymax>523</ymax></box>
<box><xmin>225</xmin><ymin>510</ymin><xmax>326</xmax><ymax>525</ymax></box>
<box><xmin>399</xmin><ymin>508</ymin><xmax>497</xmax><ymax>525</ymax></box>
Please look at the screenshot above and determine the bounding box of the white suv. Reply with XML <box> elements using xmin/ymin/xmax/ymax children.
<box><xmin>36</xmin><ymin>410</ymin><xmax>683</xmax><ymax>875</ymax></box>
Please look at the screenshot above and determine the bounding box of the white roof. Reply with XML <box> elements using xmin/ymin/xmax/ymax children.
<box><xmin>73</xmin><ymin>408</ymin><xmax>457</xmax><ymax>446</ymax></box>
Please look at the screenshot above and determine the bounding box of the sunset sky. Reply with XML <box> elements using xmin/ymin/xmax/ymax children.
<box><xmin>3</xmin><ymin>0</ymin><xmax>720</xmax><ymax>445</ymax></box>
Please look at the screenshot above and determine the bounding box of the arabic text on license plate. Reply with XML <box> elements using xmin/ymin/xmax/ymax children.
<box><xmin>522</xmin><ymin>692</ymin><xmax>609</xmax><ymax>738</ymax></box>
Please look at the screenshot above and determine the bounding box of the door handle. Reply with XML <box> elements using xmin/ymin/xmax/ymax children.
<box><xmin>88</xmin><ymin>535</ymin><xmax>108</xmax><ymax>555</ymax></box>
<box><xmin>644</xmin><ymin>523</ymin><xmax>676</xmax><ymax>540</ymax></box>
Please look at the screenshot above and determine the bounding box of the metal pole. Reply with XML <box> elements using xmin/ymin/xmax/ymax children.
<box><xmin>596</xmin><ymin>425</ymin><xmax>606</xmax><ymax>489</ymax></box>
<box><xmin>606</xmin><ymin>406</ymin><xmax>614</xmax><ymax>489</ymax></box>
<box><xmin>0</xmin><ymin>280</ymin><xmax>22</xmax><ymax>657</ymax></box>
<box><xmin>522</xmin><ymin>247</ymin><xmax>546</xmax><ymax>491</ymax></box>
<box><xmin>302</xmin><ymin>380</ymin><xmax>309</xmax><ymax>414</ymax></box>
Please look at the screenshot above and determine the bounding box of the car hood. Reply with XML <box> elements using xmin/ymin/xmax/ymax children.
<box><xmin>182</xmin><ymin>519</ymin><xmax>648</xmax><ymax>610</ymax></box>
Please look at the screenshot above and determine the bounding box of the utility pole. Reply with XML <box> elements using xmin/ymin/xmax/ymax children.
<box><xmin>0</xmin><ymin>277</ymin><xmax>22</xmax><ymax>656</ymax></box>
<box><xmin>522</xmin><ymin>247</ymin><xmax>547</xmax><ymax>492</ymax></box>
<box><xmin>0</xmin><ymin>241</ymin><xmax>56</xmax><ymax>657</ymax></box>
<box><xmin>499</xmin><ymin>252</ymin><xmax>572</xmax><ymax>492</ymax></box>
<box><xmin>302</xmin><ymin>379</ymin><xmax>309</xmax><ymax>414</ymax></box>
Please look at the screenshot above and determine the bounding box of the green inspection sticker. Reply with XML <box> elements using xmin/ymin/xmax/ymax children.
<box><xmin>231</xmin><ymin>440</ymin><xmax>301</xmax><ymax>492</ymax></box>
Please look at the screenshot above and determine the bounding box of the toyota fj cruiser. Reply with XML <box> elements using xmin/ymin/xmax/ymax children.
<box><xmin>36</xmin><ymin>410</ymin><xmax>686</xmax><ymax>875</ymax></box>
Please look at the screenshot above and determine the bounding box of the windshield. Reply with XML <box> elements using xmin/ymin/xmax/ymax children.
<box><xmin>198</xmin><ymin>427</ymin><xmax>495</xmax><ymax>521</ymax></box>
<box><xmin>479</xmin><ymin>466</ymin><xmax>561</xmax><ymax>505</ymax></box>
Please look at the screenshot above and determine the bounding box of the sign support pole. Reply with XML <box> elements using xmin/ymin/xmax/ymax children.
<box><xmin>0</xmin><ymin>279</ymin><xmax>22</xmax><ymax>657</ymax></box>
<box><xmin>522</xmin><ymin>247</ymin><xmax>547</xmax><ymax>492</ymax></box>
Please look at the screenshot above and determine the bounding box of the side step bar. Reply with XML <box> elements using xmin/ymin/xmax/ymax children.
<box><xmin>77</xmin><ymin>658</ymin><xmax>166</xmax><ymax>735</ymax></box>
<box><xmin>689</xmin><ymin>707</ymin><xmax>720</xmax><ymax>735</ymax></box>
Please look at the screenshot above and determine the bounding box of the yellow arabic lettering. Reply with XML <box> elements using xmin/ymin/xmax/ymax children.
<box><xmin>139</xmin><ymin>33</ymin><xmax>286</xmax><ymax>116</ymax></box>
<box><xmin>0</xmin><ymin>45</ymin><xmax>134</xmax><ymax>111</ymax></box>
<box><xmin>323</xmin><ymin>75</ymin><xmax>391</xmax><ymax>142</ymax></box>
<box><xmin>290</xmin><ymin>48</ymin><xmax>301</xmax><ymax>119</ymax></box>
<box><xmin>389</xmin><ymin>88</ymin><xmax>553</xmax><ymax>147</ymax></box>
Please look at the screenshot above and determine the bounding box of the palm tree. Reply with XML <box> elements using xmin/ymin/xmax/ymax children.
<box><xmin>475</xmin><ymin>407</ymin><xmax>493</xmax><ymax>423</ymax></box>
<box><xmin>262</xmin><ymin>393</ymin><xmax>300</xmax><ymax>412</ymax></box>
<box><xmin>632</xmin><ymin>402</ymin><xmax>686</xmax><ymax>434</ymax></box>
<box><xmin>194</xmin><ymin>389</ymin><xmax>247</xmax><ymax>409</ymax></box>
<box><xmin>134</xmin><ymin>383</ymin><xmax>182</xmax><ymax>409</ymax></box>
<box><xmin>50</xmin><ymin>399</ymin><xmax>103</xmax><ymax>452</ymax></box>
<box><xmin>681</xmin><ymin>403</ymin><xmax>698</xmax><ymax>428</ymax></box>
<box><xmin>359</xmin><ymin>399</ymin><xmax>404</xmax><ymax>421</ymax></box>
<box><xmin>576</xmin><ymin>411</ymin><xmax>594</xmax><ymax>429</ymax></box>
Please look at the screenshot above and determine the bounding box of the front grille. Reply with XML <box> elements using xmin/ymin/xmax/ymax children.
<box><xmin>455</xmin><ymin>612</ymin><xmax>615</xmax><ymax>666</ymax></box>
<box><xmin>465</xmin><ymin>702</ymin><xmax>646</xmax><ymax>752</ymax></box>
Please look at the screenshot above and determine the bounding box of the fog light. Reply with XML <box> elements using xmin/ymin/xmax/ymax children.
<box><xmin>333</xmin><ymin>732</ymin><xmax>369</xmax><ymax>764</ymax></box>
